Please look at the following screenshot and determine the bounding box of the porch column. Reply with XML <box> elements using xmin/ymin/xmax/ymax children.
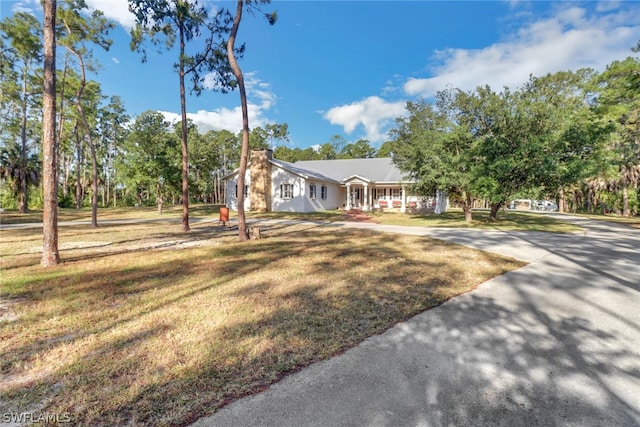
<box><xmin>363</xmin><ymin>184</ymin><xmax>369</xmax><ymax>211</ymax></box>
<box><xmin>346</xmin><ymin>183</ymin><xmax>351</xmax><ymax>210</ymax></box>
<box><xmin>401</xmin><ymin>185</ymin><xmax>406</xmax><ymax>213</ymax></box>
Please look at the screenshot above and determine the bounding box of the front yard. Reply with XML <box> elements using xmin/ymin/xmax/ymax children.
<box><xmin>0</xmin><ymin>211</ymin><xmax>524</xmax><ymax>426</ymax></box>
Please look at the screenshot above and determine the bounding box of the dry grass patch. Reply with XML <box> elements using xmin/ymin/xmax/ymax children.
<box><xmin>1</xmin><ymin>221</ymin><xmax>524</xmax><ymax>426</ymax></box>
<box><xmin>0</xmin><ymin>204</ymin><xmax>224</xmax><ymax>225</ymax></box>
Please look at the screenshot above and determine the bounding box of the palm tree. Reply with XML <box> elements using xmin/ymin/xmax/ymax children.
<box><xmin>0</xmin><ymin>141</ymin><xmax>40</xmax><ymax>209</ymax></box>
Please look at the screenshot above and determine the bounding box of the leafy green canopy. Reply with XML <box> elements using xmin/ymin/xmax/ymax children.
<box><xmin>389</xmin><ymin>69</ymin><xmax>612</xmax><ymax>219</ymax></box>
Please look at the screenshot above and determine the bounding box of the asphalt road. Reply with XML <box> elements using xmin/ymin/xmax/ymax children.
<box><xmin>191</xmin><ymin>215</ymin><xmax>640</xmax><ymax>427</ymax></box>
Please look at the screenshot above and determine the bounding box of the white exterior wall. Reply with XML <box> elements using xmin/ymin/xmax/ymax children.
<box><xmin>271</xmin><ymin>167</ymin><xmax>306</xmax><ymax>212</ymax></box>
<box><xmin>225</xmin><ymin>165</ymin><xmax>342</xmax><ymax>212</ymax></box>
<box><xmin>225</xmin><ymin>172</ymin><xmax>251</xmax><ymax>211</ymax></box>
<box><xmin>271</xmin><ymin>166</ymin><xmax>342</xmax><ymax>212</ymax></box>
<box><xmin>300</xmin><ymin>181</ymin><xmax>343</xmax><ymax>211</ymax></box>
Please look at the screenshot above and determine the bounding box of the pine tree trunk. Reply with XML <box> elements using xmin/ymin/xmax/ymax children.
<box><xmin>157</xmin><ymin>183</ymin><xmax>163</xmax><ymax>215</ymax></box>
<box><xmin>105</xmin><ymin>167</ymin><xmax>110</xmax><ymax>207</ymax></box>
<box><xmin>89</xmin><ymin>139</ymin><xmax>98</xmax><ymax>227</ymax></box>
<box><xmin>227</xmin><ymin>0</ymin><xmax>249</xmax><ymax>241</ymax></box>
<box><xmin>62</xmin><ymin>155</ymin><xmax>71</xmax><ymax>198</ymax></box>
<box><xmin>57</xmin><ymin>56</ymin><xmax>72</xmax><ymax>204</ymax></box>
<box><xmin>67</xmin><ymin>43</ymin><xmax>97</xmax><ymax>227</ymax></box>
<box><xmin>178</xmin><ymin>21</ymin><xmax>190</xmax><ymax>232</ymax></box>
<box><xmin>19</xmin><ymin>66</ymin><xmax>29</xmax><ymax>213</ymax></box>
<box><xmin>41</xmin><ymin>0</ymin><xmax>60</xmax><ymax>267</ymax></box>
<box><xmin>75</xmin><ymin>125</ymin><xmax>83</xmax><ymax>209</ymax></box>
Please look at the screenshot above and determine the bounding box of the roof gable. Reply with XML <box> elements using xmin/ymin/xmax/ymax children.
<box><xmin>343</xmin><ymin>174</ymin><xmax>371</xmax><ymax>184</ymax></box>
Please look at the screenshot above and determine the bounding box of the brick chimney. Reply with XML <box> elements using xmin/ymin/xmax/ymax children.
<box><xmin>250</xmin><ymin>149</ymin><xmax>273</xmax><ymax>212</ymax></box>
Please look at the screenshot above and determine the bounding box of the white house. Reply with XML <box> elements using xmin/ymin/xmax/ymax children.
<box><xmin>224</xmin><ymin>150</ymin><xmax>447</xmax><ymax>213</ymax></box>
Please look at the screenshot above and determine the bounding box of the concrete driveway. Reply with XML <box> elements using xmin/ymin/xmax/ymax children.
<box><xmin>192</xmin><ymin>214</ymin><xmax>640</xmax><ymax>426</ymax></box>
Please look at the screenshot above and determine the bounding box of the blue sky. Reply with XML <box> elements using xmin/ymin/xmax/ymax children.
<box><xmin>4</xmin><ymin>0</ymin><xmax>640</xmax><ymax>150</ymax></box>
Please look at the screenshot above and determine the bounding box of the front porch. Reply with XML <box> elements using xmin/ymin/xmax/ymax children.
<box><xmin>343</xmin><ymin>179</ymin><xmax>412</xmax><ymax>213</ymax></box>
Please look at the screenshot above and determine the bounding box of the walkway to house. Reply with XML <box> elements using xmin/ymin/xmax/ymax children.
<box><xmin>343</xmin><ymin>209</ymin><xmax>378</xmax><ymax>223</ymax></box>
<box><xmin>191</xmin><ymin>215</ymin><xmax>640</xmax><ymax>427</ymax></box>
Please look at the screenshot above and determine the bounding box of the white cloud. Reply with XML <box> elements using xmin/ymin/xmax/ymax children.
<box><xmin>8</xmin><ymin>0</ymin><xmax>136</xmax><ymax>29</ymax></box>
<box><xmin>111</xmin><ymin>57</ymin><xmax>120</xmax><ymax>64</ymax></box>
<box><xmin>158</xmin><ymin>72</ymin><xmax>275</xmax><ymax>133</ymax></box>
<box><xmin>84</xmin><ymin>0</ymin><xmax>221</xmax><ymax>31</ymax></box>
<box><xmin>323</xmin><ymin>96</ymin><xmax>407</xmax><ymax>143</ymax></box>
<box><xmin>404</xmin><ymin>4</ymin><xmax>640</xmax><ymax>98</ymax></box>
<box><xmin>159</xmin><ymin>102</ymin><xmax>268</xmax><ymax>134</ymax></box>
<box><xmin>243</xmin><ymin>72</ymin><xmax>276</xmax><ymax>110</ymax></box>
<box><xmin>10</xmin><ymin>0</ymin><xmax>40</xmax><ymax>14</ymax></box>
<box><xmin>202</xmin><ymin>72</ymin><xmax>276</xmax><ymax>110</ymax></box>
<box><xmin>85</xmin><ymin>0</ymin><xmax>137</xmax><ymax>30</ymax></box>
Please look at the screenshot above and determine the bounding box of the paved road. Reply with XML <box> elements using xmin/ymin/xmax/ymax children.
<box><xmin>192</xmin><ymin>215</ymin><xmax>640</xmax><ymax>427</ymax></box>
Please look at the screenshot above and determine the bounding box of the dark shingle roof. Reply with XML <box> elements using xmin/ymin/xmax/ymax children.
<box><xmin>270</xmin><ymin>158</ymin><xmax>338</xmax><ymax>182</ymax></box>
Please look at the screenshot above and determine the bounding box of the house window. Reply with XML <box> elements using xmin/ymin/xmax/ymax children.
<box><xmin>375</xmin><ymin>188</ymin><xmax>387</xmax><ymax>199</ymax></box>
<box><xmin>321</xmin><ymin>185</ymin><xmax>328</xmax><ymax>200</ymax></box>
<box><xmin>309</xmin><ymin>183</ymin><xmax>317</xmax><ymax>199</ymax></box>
<box><xmin>235</xmin><ymin>184</ymin><xmax>249</xmax><ymax>197</ymax></box>
<box><xmin>391</xmin><ymin>188</ymin><xmax>401</xmax><ymax>200</ymax></box>
<box><xmin>280</xmin><ymin>183</ymin><xmax>293</xmax><ymax>199</ymax></box>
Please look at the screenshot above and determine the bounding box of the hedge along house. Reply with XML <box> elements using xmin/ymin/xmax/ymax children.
<box><xmin>224</xmin><ymin>149</ymin><xmax>447</xmax><ymax>213</ymax></box>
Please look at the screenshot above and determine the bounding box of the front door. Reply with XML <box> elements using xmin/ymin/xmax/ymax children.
<box><xmin>349</xmin><ymin>188</ymin><xmax>363</xmax><ymax>207</ymax></box>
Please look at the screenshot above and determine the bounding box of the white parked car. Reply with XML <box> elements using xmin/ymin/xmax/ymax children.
<box><xmin>535</xmin><ymin>200</ymin><xmax>558</xmax><ymax>211</ymax></box>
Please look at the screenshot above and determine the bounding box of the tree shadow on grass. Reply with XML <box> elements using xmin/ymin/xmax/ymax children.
<box><xmin>179</xmin><ymin>220</ymin><xmax>640</xmax><ymax>427</ymax></box>
<box><xmin>0</xmin><ymin>227</ymin><xmax>520</xmax><ymax>426</ymax></box>
<box><xmin>191</xmin><ymin>280</ymin><xmax>639</xmax><ymax>427</ymax></box>
<box><xmin>0</xmin><ymin>222</ymin><xmax>236</xmax><ymax>270</ymax></box>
